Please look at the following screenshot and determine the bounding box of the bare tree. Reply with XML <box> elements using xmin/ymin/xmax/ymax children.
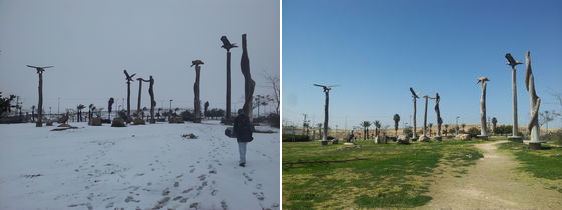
<box><xmin>265</xmin><ymin>72</ymin><xmax>280</xmax><ymax>115</ymax></box>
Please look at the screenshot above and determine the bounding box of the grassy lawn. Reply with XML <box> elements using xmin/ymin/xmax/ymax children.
<box><xmin>498</xmin><ymin>142</ymin><xmax>562</xmax><ymax>192</ymax></box>
<box><xmin>282</xmin><ymin>140</ymin><xmax>484</xmax><ymax>209</ymax></box>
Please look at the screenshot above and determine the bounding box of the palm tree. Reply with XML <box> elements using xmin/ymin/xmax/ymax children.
<box><xmin>461</xmin><ymin>123</ymin><xmax>466</xmax><ymax>132</ymax></box>
<box><xmin>393</xmin><ymin>114</ymin><xmax>401</xmax><ymax>137</ymax></box>
<box><xmin>221</xmin><ymin>36</ymin><xmax>237</xmax><ymax>123</ymax></box>
<box><xmin>492</xmin><ymin>117</ymin><xmax>497</xmax><ymax>134</ymax></box>
<box><xmin>77</xmin><ymin>104</ymin><xmax>85</xmax><ymax>122</ymax></box>
<box><xmin>361</xmin><ymin>121</ymin><xmax>371</xmax><ymax>140</ymax></box>
<box><xmin>88</xmin><ymin>104</ymin><xmax>94</xmax><ymax>121</ymax></box>
<box><xmin>108</xmin><ymin>97</ymin><xmax>114</xmax><ymax>120</ymax></box>
<box><xmin>374</xmin><ymin>120</ymin><xmax>381</xmax><ymax>136</ymax></box>
<box><xmin>26</xmin><ymin>65</ymin><xmax>54</xmax><ymax>127</ymax></box>
<box><xmin>31</xmin><ymin>105</ymin><xmax>36</xmax><ymax>122</ymax></box>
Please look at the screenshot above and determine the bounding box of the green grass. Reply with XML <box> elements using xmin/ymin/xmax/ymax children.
<box><xmin>498</xmin><ymin>142</ymin><xmax>562</xmax><ymax>180</ymax></box>
<box><xmin>283</xmin><ymin>140</ymin><xmax>484</xmax><ymax>209</ymax></box>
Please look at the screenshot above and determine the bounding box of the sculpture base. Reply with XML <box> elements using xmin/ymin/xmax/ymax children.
<box><xmin>432</xmin><ymin>136</ymin><xmax>443</xmax><ymax>141</ymax></box>
<box><xmin>507</xmin><ymin>136</ymin><xmax>523</xmax><ymax>143</ymax></box>
<box><xmin>321</xmin><ymin>140</ymin><xmax>328</xmax><ymax>146</ymax></box>
<box><xmin>343</xmin><ymin>142</ymin><xmax>355</xmax><ymax>146</ymax></box>
<box><xmin>529</xmin><ymin>142</ymin><xmax>542</xmax><ymax>150</ymax></box>
<box><xmin>476</xmin><ymin>135</ymin><xmax>489</xmax><ymax>140</ymax></box>
<box><xmin>418</xmin><ymin>136</ymin><xmax>430</xmax><ymax>142</ymax></box>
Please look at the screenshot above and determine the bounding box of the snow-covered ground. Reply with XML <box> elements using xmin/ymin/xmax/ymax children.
<box><xmin>0</xmin><ymin>121</ymin><xmax>280</xmax><ymax>209</ymax></box>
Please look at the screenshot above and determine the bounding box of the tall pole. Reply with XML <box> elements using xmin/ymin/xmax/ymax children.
<box><xmin>169</xmin><ymin>99</ymin><xmax>173</xmax><ymax>120</ymax></box>
<box><xmin>57</xmin><ymin>97</ymin><xmax>60</xmax><ymax>115</ymax></box>
<box><xmin>413</xmin><ymin>97</ymin><xmax>418</xmax><ymax>139</ymax></box>
<box><xmin>37</xmin><ymin>73</ymin><xmax>43</xmax><ymax>126</ymax></box>
<box><xmin>423</xmin><ymin>96</ymin><xmax>428</xmax><ymax>137</ymax></box>
<box><xmin>511</xmin><ymin>68</ymin><xmax>520</xmax><ymax>138</ymax></box>
<box><xmin>323</xmin><ymin>91</ymin><xmax>329</xmax><ymax>141</ymax></box>
<box><xmin>226</xmin><ymin>50</ymin><xmax>232</xmax><ymax>122</ymax></box>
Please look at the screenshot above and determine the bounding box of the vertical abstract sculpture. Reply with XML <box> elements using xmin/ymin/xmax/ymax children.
<box><xmin>418</xmin><ymin>95</ymin><xmax>430</xmax><ymax>142</ymax></box>
<box><xmin>191</xmin><ymin>60</ymin><xmax>204</xmax><ymax>123</ymax></box>
<box><xmin>409</xmin><ymin>87</ymin><xmax>420</xmax><ymax>139</ymax></box>
<box><xmin>26</xmin><ymin>65</ymin><xmax>53</xmax><ymax>127</ymax></box>
<box><xmin>430</xmin><ymin>93</ymin><xmax>443</xmax><ymax>141</ymax></box>
<box><xmin>240</xmin><ymin>34</ymin><xmax>255</xmax><ymax>123</ymax></box>
<box><xmin>505</xmin><ymin>53</ymin><xmax>523</xmax><ymax>142</ymax></box>
<box><xmin>477</xmin><ymin>77</ymin><xmax>490</xmax><ymax>139</ymax></box>
<box><xmin>123</xmin><ymin>70</ymin><xmax>136</xmax><ymax>121</ymax></box>
<box><xmin>221</xmin><ymin>36</ymin><xmax>237</xmax><ymax>124</ymax></box>
<box><xmin>147</xmin><ymin>76</ymin><xmax>156</xmax><ymax>124</ymax></box>
<box><xmin>525</xmin><ymin>51</ymin><xmax>542</xmax><ymax>149</ymax></box>
<box><xmin>136</xmin><ymin>77</ymin><xmax>145</xmax><ymax>117</ymax></box>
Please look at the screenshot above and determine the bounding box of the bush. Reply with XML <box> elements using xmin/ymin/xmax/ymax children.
<box><xmin>494</xmin><ymin>125</ymin><xmax>513</xmax><ymax>136</ymax></box>
<box><xmin>282</xmin><ymin>134</ymin><xmax>310</xmax><ymax>142</ymax></box>
<box><xmin>543</xmin><ymin>130</ymin><xmax>562</xmax><ymax>145</ymax></box>
<box><xmin>181</xmin><ymin>110</ymin><xmax>194</xmax><ymax>122</ymax></box>
<box><xmin>466</xmin><ymin>127</ymin><xmax>480</xmax><ymax>138</ymax></box>
<box><xmin>111</xmin><ymin>118</ymin><xmax>126</xmax><ymax>127</ymax></box>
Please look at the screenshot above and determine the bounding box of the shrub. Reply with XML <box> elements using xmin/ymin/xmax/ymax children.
<box><xmin>466</xmin><ymin>127</ymin><xmax>480</xmax><ymax>138</ymax></box>
<box><xmin>543</xmin><ymin>130</ymin><xmax>562</xmax><ymax>145</ymax></box>
<box><xmin>181</xmin><ymin>110</ymin><xmax>194</xmax><ymax>121</ymax></box>
<box><xmin>282</xmin><ymin>134</ymin><xmax>310</xmax><ymax>142</ymax></box>
<box><xmin>403</xmin><ymin>127</ymin><xmax>413</xmax><ymax>138</ymax></box>
<box><xmin>111</xmin><ymin>118</ymin><xmax>126</xmax><ymax>127</ymax></box>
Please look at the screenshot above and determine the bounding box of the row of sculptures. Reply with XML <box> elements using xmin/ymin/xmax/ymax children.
<box><xmin>408</xmin><ymin>51</ymin><xmax>542</xmax><ymax>148</ymax></box>
<box><xmin>26</xmin><ymin>34</ymin><xmax>256</xmax><ymax>127</ymax></box>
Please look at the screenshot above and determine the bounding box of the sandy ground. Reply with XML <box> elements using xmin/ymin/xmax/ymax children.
<box><xmin>423</xmin><ymin>141</ymin><xmax>562</xmax><ymax>209</ymax></box>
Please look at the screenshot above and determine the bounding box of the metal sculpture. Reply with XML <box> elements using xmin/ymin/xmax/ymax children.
<box><xmin>123</xmin><ymin>70</ymin><xmax>136</xmax><ymax>121</ymax></box>
<box><xmin>191</xmin><ymin>60</ymin><xmax>204</xmax><ymax>123</ymax></box>
<box><xmin>410</xmin><ymin>87</ymin><xmax>420</xmax><ymax>139</ymax></box>
<box><xmin>525</xmin><ymin>51</ymin><xmax>542</xmax><ymax>149</ymax></box>
<box><xmin>477</xmin><ymin>77</ymin><xmax>490</xmax><ymax>139</ymax></box>
<box><xmin>505</xmin><ymin>53</ymin><xmax>523</xmax><ymax>142</ymax></box>
<box><xmin>221</xmin><ymin>36</ymin><xmax>237</xmax><ymax>123</ymax></box>
<box><xmin>314</xmin><ymin>84</ymin><xmax>339</xmax><ymax>142</ymax></box>
<box><xmin>26</xmin><ymin>65</ymin><xmax>54</xmax><ymax>127</ymax></box>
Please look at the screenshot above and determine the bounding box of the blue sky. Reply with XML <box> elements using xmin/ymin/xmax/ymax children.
<box><xmin>282</xmin><ymin>0</ymin><xmax>562</xmax><ymax>130</ymax></box>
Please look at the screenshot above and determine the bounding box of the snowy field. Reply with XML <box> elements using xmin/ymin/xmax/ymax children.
<box><xmin>0</xmin><ymin>121</ymin><xmax>280</xmax><ymax>209</ymax></box>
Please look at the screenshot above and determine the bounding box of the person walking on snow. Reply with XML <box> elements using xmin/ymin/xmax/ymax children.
<box><xmin>234</xmin><ymin>109</ymin><xmax>253</xmax><ymax>167</ymax></box>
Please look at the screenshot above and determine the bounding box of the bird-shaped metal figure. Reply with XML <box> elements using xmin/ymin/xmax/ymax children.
<box><xmin>505</xmin><ymin>53</ymin><xmax>522</xmax><ymax>68</ymax></box>
<box><xmin>124</xmin><ymin>70</ymin><xmax>136</xmax><ymax>82</ymax></box>
<box><xmin>476</xmin><ymin>77</ymin><xmax>490</xmax><ymax>85</ymax></box>
<box><xmin>314</xmin><ymin>84</ymin><xmax>339</xmax><ymax>92</ymax></box>
<box><xmin>409</xmin><ymin>87</ymin><xmax>420</xmax><ymax>99</ymax></box>
<box><xmin>191</xmin><ymin>60</ymin><xmax>204</xmax><ymax>67</ymax></box>
<box><xmin>221</xmin><ymin>36</ymin><xmax>238</xmax><ymax>51</ymax></box>
<box><xmin>26</xmin><ymin>65</ymin><xmax>53</xmax><ymax>74</ymax></box>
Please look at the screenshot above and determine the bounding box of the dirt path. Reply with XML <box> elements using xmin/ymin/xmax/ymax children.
<box><xmin>423</xmin><ymin>141</ymin><xmax>562</xmax><ymax>209</ymax></box>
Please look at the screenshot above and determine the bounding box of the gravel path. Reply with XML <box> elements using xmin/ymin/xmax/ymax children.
<box><xmin>423</xmin><ymin>141</ymin><xmax>562</xmax><ymax>209</ymax></box>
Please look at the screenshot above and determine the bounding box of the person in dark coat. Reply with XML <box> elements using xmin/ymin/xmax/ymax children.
<box><xmin>234</xmin><ymin>109</ymin><xmax>253</xmax><ymax>167</ymax></box>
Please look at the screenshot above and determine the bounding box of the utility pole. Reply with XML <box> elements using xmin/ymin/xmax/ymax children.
<box><xmin>57</xmin><ymin>97</ymin><xmax>60</xmax><ymax>115</ymax></box>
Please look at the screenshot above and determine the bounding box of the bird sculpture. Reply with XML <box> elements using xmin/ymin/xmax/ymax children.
<box><xmin>26</xmin><ymin>65</ymin><xmax>53</xmax><ymax>73</ymax></box>
<box><xmin>221</xmin><ymin>36</ymin><xmax>238</xmax><ymax>50</ymax></box>
<box><xmin>476</xmin><ymin>77</ymin><xmax>490</xmax><ymax>84</ymax></box>
<box><xmin>191</xmin><ymin>60</ymin><xmax>204</xmax><ymax>67</ymax></box>
<box><xmin>505</xmin><ymin>53</ymin><xmax>523</xmax><ymax>68</ymax></box>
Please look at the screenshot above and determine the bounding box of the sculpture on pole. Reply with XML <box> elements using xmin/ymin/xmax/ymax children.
<box><xmin>409</xmin><ymin>87</ymin><xmax>420</xmax><ymax>139</ymax></box>
<box><xmin>123</xmin><ymin>70</ymin><xmax>136</xmax><ymax>122</ymax></box>
<box><xmin>314</xmin><ymin>84</ymin><xmax>339</xmax><ymax>144</ymax></box>
<box><xmin>221</xmin><ymin>36</ymin><xmax>237</xmax><ymax>124</ymax></box>
<box><xmin>477</xmin><ymin>77</ymin><xmax>490</xmax><ymax>139</ymax></box>
<box><xmin>191</xmin><ymin>60</ymin><xmax>204</xmax><ymax>123</ymax></box>
<box><xmin>26</xmin><ymin>65</ymin><xmax>53</xmax><ymax>127</ymax></box>
<box><xmin>505</xmin><ymin>53</ymin><xmax>523</xmax><ymax>142</ymax></box>
<box><xmin>429</xmin><ymin>93</ymin><xmax>443</xmax><ymax>141</ymax></box>
<box><xmin>136</xmin><ymin>77</ymin><xmax>145</xmax><ymax>118</ymax></box>
<box><xmin>418</xmin><ymin>95</ymin><xmax>430</xmax><ymax>142</ymax></box>
<box><xmin>147</xmin><ymin>76</ymin><xmax>156</xmax><ymax>124</ymax></box>
<box><xmin>240</xmin><ymin>34</ymin><xmax>255</xmax><ymax>124</ymax></box>
<box><xmin>525</xmin><ymin>51</ymin><xmax>542</xmax><ymax>149</ymax></box>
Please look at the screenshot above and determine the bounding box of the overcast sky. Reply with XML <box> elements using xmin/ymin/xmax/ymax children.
<box><xmin>283</xmin><ymin>0</ymin><xmax>562</xmax><ymax>129</ymax></box>
<box><xmin>0</xmin><ymin>0</ymin><xmax>279</xmax><ymax>114</ymax></box>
